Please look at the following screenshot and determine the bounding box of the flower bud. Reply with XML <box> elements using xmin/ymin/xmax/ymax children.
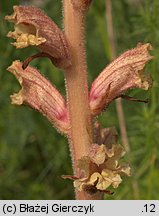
<box><xmin>7</xmin><ymin>60</ymin><xmax>70</xmax><ymax>134</ymax></box>
<box><xmin>5</xmin><ymin>6</ymin><xmax>71</xmax><ymax>69</ymax></box>
<box><xmin>89</xmin><ymin>43</ymin><xmax>153</xmax><ymax>116</ymax></box>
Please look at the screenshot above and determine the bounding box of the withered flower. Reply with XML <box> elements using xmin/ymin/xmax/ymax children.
<box><xmin>74</xmin><ymin>144</ymin><xmax>130</xmax><ymax>194</ymax></box>
<box><xmin>66</xmin><ymin>126</ymin><xmax>130</xmax><ymax>195</ymax></box>
<box><xmin>5</xmin><ymin>6</ymin><xmax>71</xmax><ymax>69</ymax></box>
<box><xmin>89</xmin><ymin>43</ymin><xmax>153</xmax><ymax>116</ymax></box>
<box><xmin>7</xmin><ymin>60</ymin><xmax>70</xmax><ymax>134</ymax></box>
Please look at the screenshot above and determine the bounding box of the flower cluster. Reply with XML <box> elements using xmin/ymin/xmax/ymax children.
<box><xmin>6</xmin><ymin>5</ymin><xmax>152</xmax><ymax>196</ymax></box>
<box><xmin>6</xmin><ymin>6</ymin><xmax>153</xmax><ymax>135</ymax></box>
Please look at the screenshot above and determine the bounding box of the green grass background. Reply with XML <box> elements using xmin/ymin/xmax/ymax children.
<box><xmin>0</xmin><ymin>0</ymin><xmax>158</xmax><ymax>199</ymax></box>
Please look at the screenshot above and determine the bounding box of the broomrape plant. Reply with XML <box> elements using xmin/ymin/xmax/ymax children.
<box><xmin>5</xmin><ymin>1</ymin><xmax>153</xmax><ymax>200</ymax></box>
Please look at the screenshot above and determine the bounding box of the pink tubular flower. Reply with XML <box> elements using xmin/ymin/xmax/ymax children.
<box><xmin>7</xmin><ymin>60</ymin><xmax>70</xmax><ymax>134</ymax></box>
<box><xmin>89</xmin><ymin>43</ymin><xmax>153</xmax><ymax>116</ymax></box>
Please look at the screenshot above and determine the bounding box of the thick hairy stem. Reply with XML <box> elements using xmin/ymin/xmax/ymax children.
<box><xmin>63</xmin><ymin>0</ymin><xmax>102</xmax><ymax>199</ymax></box>
<box><xmin>105</xmin><ymin>0</ymin><xmax>130</xmax><ymax>152</ymax></box>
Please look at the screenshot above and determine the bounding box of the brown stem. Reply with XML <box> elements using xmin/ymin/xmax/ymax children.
<box><xmin>105</xmin><ymin>0</ymin><xmax>130</xmax><ymax>152</ymax></box>
<box><xmin>63</xmin><ymin>0</ymin><xmax>102</xmax><ymax>200</ymax></box>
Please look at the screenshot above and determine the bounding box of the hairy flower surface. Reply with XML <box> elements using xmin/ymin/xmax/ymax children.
<box><xmin>5</xmin><ymin>6</ymin><xmax>71</xmax><ymax>69</ymax></box>
<box><xmin>7</xmin><ymin>60</ymin><xmax>70</xmax><ymax>134</ymax></box>
<box><xmin>89</xmin><ymin>43</ymin><xmax>153</xmax><ymax>115</ymax></box>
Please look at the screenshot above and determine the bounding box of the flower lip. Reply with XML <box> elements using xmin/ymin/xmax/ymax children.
<box><xmin>7</xmin><ymin>24</ymin><xmax>46</xmax><ymax>49</ymax></box>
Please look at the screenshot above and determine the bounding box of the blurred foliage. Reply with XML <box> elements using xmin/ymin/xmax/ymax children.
<box><xmin>0</xmin><ymin>0</ymin><xmax>158</xmax><ymax>199</ymax></box>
